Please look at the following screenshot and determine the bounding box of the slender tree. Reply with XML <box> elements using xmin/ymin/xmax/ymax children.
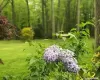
<box><xmin>56</xmin><ymin>0</ymin><xmax>60</xmax><ymax>32</ymax></box>
<box><xmin>11</xmin><ymin>0</ymin><xmax>16</xmax><ymax>26</ymax></box>
<box><xmin>64</xmin><ymin>0</ymin><xmax>71</xmax><ymax>32</ymax></box>
<box><xmin>51</xmin><ymin>0</ymin><xmax>55</xmax><ymax>37</ymax></box>
<box><xmin>95</xmin><ymin>0</ymin><xmax>100</xmax><ymax>50</ymax></box>
<box><xmin>45</xmin><ymin>0</ymin><xmax>52</xmax><ymax>38</ymax></box>
<box><xmin>77</xmin><ymin>0</ymin><xmax>80</xmax><ymax>31</ymax></box>
<box><xmin>25</xmin><ymin>0</ymin><xmax>30</xmax><ymax>26</ymax></box>
<box><xmin>0</xmin><ymin>0</ymin><xmax>10</xmax><ymax>15</ymax></box>
<box><xmin>42</xmin><ymin>0</ymin><xmax>47</xmax><ymax>38</ymax></box>
<box><xmin>72</xmin><ymin>0</ymin><xmax>77</xmax><ymax>28</ymax></box>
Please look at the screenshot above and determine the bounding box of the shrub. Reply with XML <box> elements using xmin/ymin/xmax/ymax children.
<box><xmin>21</xmin><ymin>27</ymin><xmax>34</xmax><ymax>41</ymax></box>
<box><xmin>33</xmin><ymin>26</ymin><xmax>44</xmax><ymax>39</ymax></box>
<box><xmin>0</xmin><ymin>16</ymin><xmax>16</xmax><ymax>40</ymax></box>
<box><xmin>55</xmin><ymin>22</ymin><xmax>93</xmax><ymax>59</ymax></box>
<box><xmin>25</xmin><ymin>43</ymin><xmax>80</xmax><ymax>80</ymax></box>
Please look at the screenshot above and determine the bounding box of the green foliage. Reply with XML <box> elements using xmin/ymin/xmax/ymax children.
<box><xmin>33</xmin><ymin>26</ymin><xmax>44</xmax><ymax>39</ymax></box>
<box><xmin>53</xmin><ymin>22</ymin><xmax>99</xmax><ymax>79</ymax></box>
<box><xmin>22</xmin><ymin>22</ymin><xmax>97</xmax><ymax>80</ymax></box>
<box><xmin>92</xmin><ymin>52</ymin><xmax>100</xmax><ymax>78</ymax></box>
<box><xmin>25</xmin><ymin>43</ymin><xmax>79</xmax><ymax>80</ymax></box>
<box><xmin>1</xmin><ymin>0</ymin><xmax>94</xmax><ymax>39</ymax></box>
<box><xmin>77</xmin><ymin>69</ymin><xmax>96</xmax><ymax>80</ymax></box>
<box><xmin>96</xmin><ymin>46</ymin><xmax>100</xmax><ymax>52</ymax></box>
<box><xmin>77</xmin><ymin>21</ymin><xmax>95</xmax><ymax>28</ymax></box>
<box><xmin>2</xmin><ymin>74</ymin><xmax>24</xmax><ymax>80</ymax></box>
<box><xmin>25</xmin><ymin>41</ymin><xmax>99</xmax><ymax>80</ymax></box>
<box><xmin>57</xmin><ymin>22</ymin><xmax>92</xmax><ymax>58</ymax></box>
<box><xmin>21</xmin><ymin>27</ymin><xmax>34</xmax><ymax>41</ymax></box>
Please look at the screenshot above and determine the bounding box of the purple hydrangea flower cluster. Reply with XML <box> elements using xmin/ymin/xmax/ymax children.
<box><xmin>59</xmin><ymin>49</ymin><xmax>75</xmax><ymax>59</ymax></box>
<box><xmin>44</xmin><ymin>45</ymin><xmax>61</xmax><ymax>62</ymax></box>
<box><xmin>59</xmin><ymin>49</ymin><xmax>80</xmax><ymax>73</ymax></box>
<box><xmin>59</xmin><ymin>50</ymin><xmax>80</xmax><ymax>73</ymax></box>
<box><xmin>43</xmin><ymin>45</ymin><xmax>80</xmax><ymax>73</ymax></box>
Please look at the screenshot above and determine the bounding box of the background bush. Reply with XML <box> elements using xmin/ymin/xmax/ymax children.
<box><xmin>21</xmin><ymin>27</ymin><xmax>34</xmax><ymax>41</ymax></box>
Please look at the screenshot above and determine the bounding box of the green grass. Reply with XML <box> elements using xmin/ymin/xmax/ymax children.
<box><xmin>0</xmin><ymin>39</ymin><xmax>94</xmax><ymax>79</ymax></box>
<box><xmin>0</xmin><ymin>40</ymin><xmax>29</xmax><ymax>79</ymax></box>
<box><xmin>0</xmin><ymin>40</ymin><xmax>56</xmax><ymax>79</ymax></box>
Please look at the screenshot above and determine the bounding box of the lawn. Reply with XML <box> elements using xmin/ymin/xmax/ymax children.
<box><xmin>0</xmin><ymin>40</ymin><xmax>29</xmax><ymax>79</ymax></box>
<box><xmin>0</xmin><ymin>40</ymin><xmax>57</xmax><ymax>79</ymax></box>
<box><xmin>0</xmin><ymin>39</ymin><xmax>94</xmax><ymax>79</ymax></box>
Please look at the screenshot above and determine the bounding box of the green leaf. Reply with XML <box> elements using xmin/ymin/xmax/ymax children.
<box><xmin>78</xmin><ymin>21</ymin><xmax>94</xmax><ymax>28</ymax></box>
<box><xmin>79</xmin><ymin>69</ymin><xmax>84</xmax><ymax>78</ymax></box>
<box><xmin>62</xmin><ymin>37</ymin><xmax>66</xmax><ymax>41</ymax></box>
<box><xmin>70</xmin><ymin>28</ymin><xmax>77</xmax><ymax>32</ymax></box>
<box><xmin>96</xmin><ymin>46</ymin><xmax>100</xmax><ymax>51</ymax></box>
<box><xmin>29</xmin><ymin>58</ymin><xmax>36</xmax><ymax>65</ymax></box>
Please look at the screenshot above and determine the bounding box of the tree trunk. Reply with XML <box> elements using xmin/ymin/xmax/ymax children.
<box><xmin>64</xmin><ymin>0</ymin><xmax>71</xmax><ymax>32</ymax></box>
<box><xmin>57</xmin><ymin>0</ymin><xmax>60</xmax><ymax>32</ymax></box>
<box><xmin>42</xmin><ymin>0</ymin><xmax>45</xmax><ymax>37</ymax></box>
<box><xmin>51</xmin><ymin>0</ymin><xmax>55</xmax><ymax>37</ymax></box>
<box><xmin>45</xmin><ymin>0</ymin><xmax>50</xmax><ymax>38</ymax></box>
<box><xmin>95</xmin><ymin>0</ymin><xmax>100</xmax><ymax>50</ymax></box>
<box><xmin>0</xmin><ymin>0</ymin><xmax>10</xmax><ymax>15</ymax></box>
<box><xmin>0</xmin><ymin>7</ymin><xmax>1</xmax><ymax>15</ymax></box>
<box><xmin>25</xmin><ymin>0</ymin><xmax>30</xmax><ymax>27</ymax></box>
<box><xmin>11</xmin><ymin>0</ymin><xmax>16</xmax><ymax>26</ymax></box>
<box><xmin>77</xmin><ymin>0</ymin><xmax>80</xmax><ymax>31</ymax></box>
<box><xmin>73</xmin><ymin>0</ymin><xmax>77</xmax><ymax>28</ymax></box>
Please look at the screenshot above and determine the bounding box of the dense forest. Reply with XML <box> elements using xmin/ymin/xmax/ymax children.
<box><xmin>0</xmin><ymin>0</ymin><xmax>95</xmax><ymax>38</ymax></box>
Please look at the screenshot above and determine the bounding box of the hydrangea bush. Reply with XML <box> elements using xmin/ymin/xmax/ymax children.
<box><xmin>25</xmin><ymin>42</ymin><xmax>98</xmax><ymax>80</ymax></box>
<box><xmin>43</xmin><ymin>45</ymin><xmax>80</xmax><ymax>73</ymax></box>
<box><xmin>25</xmin><ymin>44</ymin><xmax>81</xmax><ymax>80</ymax></box>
